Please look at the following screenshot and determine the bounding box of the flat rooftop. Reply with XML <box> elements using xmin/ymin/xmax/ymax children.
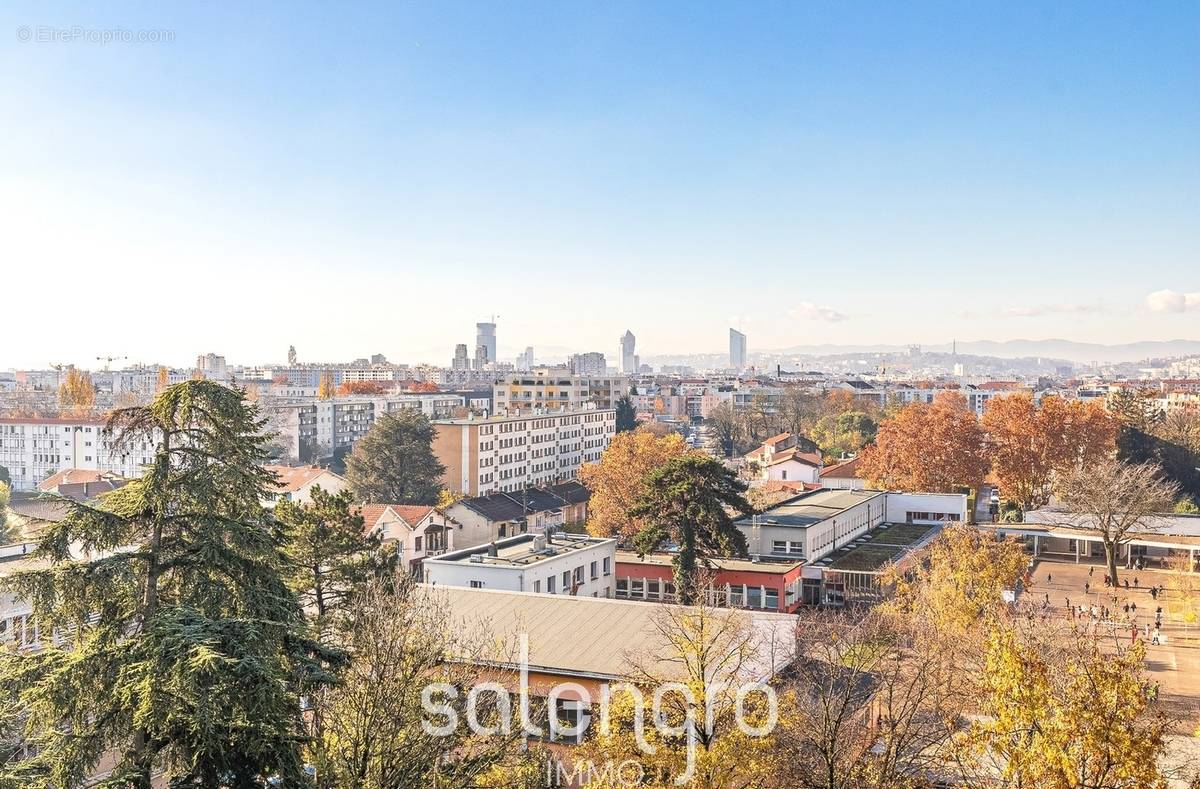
<box><xmin>820</xmin><ymin>522</ymin><xmax>939</xmax><ymax>572</ymax></box>
<box><xmin>429</xmin><ymin>532</ymin><xmax>613</xmax><ymax>568</ymax></box>
<box><xmin>434</xmin><ymin>406</ymin><xmax>615</xmax><ymax>425</ymax></box>
<box><xmin>737</xmin><ymin>488</ymin><xmax>885</xmax><ymax>529</ymax></box>
<box><xmin>615</xmin><ymin>550</ymin><xmax>804</xmax><ymax>575</ymax></box>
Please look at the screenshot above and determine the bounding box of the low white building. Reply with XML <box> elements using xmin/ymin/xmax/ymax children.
<box><xmin>737</xmin><ymin>488</ymin><xmax>968</xmax><ymax>564</ymax></box>
<box><xmin>423</xmin><ymin>531</ymin><xmax>617</xmax><ymax>598</ymax></box>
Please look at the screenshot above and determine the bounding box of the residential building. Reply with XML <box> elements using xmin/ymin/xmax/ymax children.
<box><xmin>433</xmin><ymin>407</ymin><xmax>614</xmax><ymax>496</ymax></box>
<box><xmin>268</xmin><ymin>392</ymin><xmax>466</xmax><ymax>463</ymax></box>
<box><xmin>568</xmin><ymin>352</ymin><xmax>607</xmax><ymax>376</ymax></box>
<box><xmin>360</xmin><ymin>504</ymin><xmax>454</xmax><ymax>575</ymax></box>
<box><xmin>619</xmin><ymin>330</ymin><xmax>638</xmax><ymax>375</ymax></box>
<box><xmin>0</xmin><ymin>416</ymin><xmax>156</xmax><ymax>491</ymax></box>
<box><xmin>729</xmin><ymin>328</ymin><xmax>747</xmax><ymax>370</ymax></box>
<box><xmin>261</xmin><ymin>465</ymin><xmax>349</xmax><ymax>507</ymax></box>
<box><xmin>37</xmin><ymin>468</ymin><xmax>128</xmax><ymax>499</ymax></box>
<box><xmin>441</xmin><ymin>481</ymin><xmax>591</xmax><ymax>548</ymax></box>
<box><xmin>423</xmin><ymin>531</ymin><xmax>617</xmax><ymax>598</ymax></box>
<box><xmin>744</xmin><ymin>432</ymin><xmax>822</xmax><ymax>484</ymax></box>
<box><xmin>195</xmin><ymin>353</ymin><xmax>228</xmax><ymax>379</ymax></box>
<box><xmin>493</xmin><ymin>370</ymin><xmax>627</xmax><ymax>413</ymax></box>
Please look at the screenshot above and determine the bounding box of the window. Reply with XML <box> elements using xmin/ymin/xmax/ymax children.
<box><xmin>548</xmin><ymin>576</ymin><xmax>557</xmax><ymax>594</ymax></box>
<box><xmin>469</xmin><ymin>580</ymin><xmax>484</xmax><ymax>589</ymax></box>
<box><xmin>616</xmin><ymin>578</ymin><xmax>628</xmax><ymax>597</ymax></box>
<box><xmin>630</xmin><ymin>579</ymin><xmax>644</xmax><ymax>598</ymax></box>
<box><xmin>562</xmin><ymin>571</ymin><xmax>571</xmax><ymax>590</ymax></box>
<box><xmin>764</xmin><ymin>589</ymin><xmax>779</xmax><ymax>610</ymax></box>
<box><xmin>414</xmin><ymin>536</ymin><xmax>423</xmax><ymax>552</ymax></box>
<box><xmin>602</xmin><ymin>557</ymin><xmax>611</xmax><ymax>576</ymax></box>
<box><xmin>590</xmin><ymin>561</ymin><xmax>598</xmax><ymax>580</ymax></box>
<box><xmin>646</xmin><ymin>579</ymin><xmax>660</xmax><ymax>600</ymax></box>
<box><xmin>573</xmin><ymin>566</ymin><xmax>584</xmax><ymax>585</ymax></box>
<box><xmin>747</xmin><ymin>586</ymin><xmax>762</xmax><ymax>608</ymax></box>
<box><xmin>729</xmin><ymin>584</ymin><xmax>744</xmax><ymax>607</ymax></box>
<box><xmin>533</xmin><ymin>580</ymin><xmax>541</xmax><ymax>593</ymax></box>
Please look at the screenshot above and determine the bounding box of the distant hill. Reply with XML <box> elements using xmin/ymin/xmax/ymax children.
<box><xmin>769</xmin><ymin>339</ymin><xmax>1200</xmax><ymax>365</ymax></box>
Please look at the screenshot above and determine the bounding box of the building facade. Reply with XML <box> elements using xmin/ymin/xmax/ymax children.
<box><xmin>0</xmin><ymin>417</ymin><xmax>155</xmax><ymax>491</ymax></box>
<box><xmin>432</xmin><ymin>407</ymin><xmax>616</xmax><ymax>496</ymax></box>
<box><xmin>423</xmin><ymin>531</ymin><xmax>617</xmax><ymax>598</ymax></box>
<box><xmin>493</xmin><ymin>370</ymin><xmax>627</xmax><ymax>413</ymax></box>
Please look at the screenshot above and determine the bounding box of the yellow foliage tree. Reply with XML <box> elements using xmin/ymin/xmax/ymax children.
<box><xmin>317</xmin><ymin>373</ymin><xmax>335</xmax><ymax>400</ymax></box>
<box><xmin>884</xmin><ymin>524</ymin><xmax>1028</xmax><ymax>636</ymax></box>
<box><xmin>578</xmin><ymin>430</ymin><xmax>690</xmax><ymax>539</ymax></box>
<box><xmin>57</xmin><ymin>368</ymin><xmax>96</xmax><ymax>414</ymax></box>
<box><xmin>962</xmin><ymin>621</ymin><xmax>1168</xmax><ymax>789</ymax></box>
<box><xmin>576</xmin><ymin>596</ymin><xmax>784</xmax><ymax>788</ymax></box>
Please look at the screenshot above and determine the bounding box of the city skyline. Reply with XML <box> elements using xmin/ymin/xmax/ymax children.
<box><xmin>3</xmin><ymin>2</ymin><xmax>1198</xmax><ymax>368</ymax></box>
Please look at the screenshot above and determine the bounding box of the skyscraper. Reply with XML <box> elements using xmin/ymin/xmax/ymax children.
<box><xmin>452</xmin><ymin>343</ymin><xmax>470</xmax><ymax>371</ymax></box>
<box><xmin>476</xmin><ymin>321</ymin><xmax>497</xmax><ymax>367</ymax></box>
<box><xmin>729</xmin><ymin>328</ymin><xmax>747</xmax><ymax>371</ymax></box>
<box><xmin>619</xmin><ymin>330</ymin><xmax>637</xmax><ymax>375</ymax></box>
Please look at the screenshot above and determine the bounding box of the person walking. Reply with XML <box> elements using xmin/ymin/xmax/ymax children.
<box><xmin>1084</xmin><ymin>581</ymin><xmax>1090</xmax><ymax>595</ymax></box>
<box><xmin>1152</xmin><ymin>627</ymin><xmax>1161</xmax><ymax>645</ymax></box>
<box><xmin>1124</xmin><ymin>578</ymin><xmax>1130</xmax><ymax>590</ymax></box>
<box><xmin>1047</xmin><ymin>573</ymin><xmax>1052</xmax><ymax>584</ymax></box>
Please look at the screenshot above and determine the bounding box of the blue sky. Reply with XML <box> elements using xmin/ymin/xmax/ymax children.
<box><xmin>2</xmin><ymin>1</ymin><xmax>1198</xmax><ymax>368</ymax></box>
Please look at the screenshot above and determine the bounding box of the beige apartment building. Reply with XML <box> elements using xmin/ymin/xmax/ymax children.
<box><xmin>433</xmin><ymin>407</ymin><xmax>616</xmax><ymax>496</ymax></box>
<box><xmin>493</xmin><ymin>370</ymin><xmax>627</xmax><ymax>412</ymax></box>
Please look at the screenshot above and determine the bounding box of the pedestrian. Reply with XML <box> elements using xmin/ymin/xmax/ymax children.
<box><xmin>1131</xmin><ymin>624</ymin><xmax>1137</xmax><ymax>642</ymax></box>
<box><xmin>1124</xmin><ymin>603</ymin><xmax>1130</xmax><ymax>614</ymax></box>
<box><xmin>1131</xmin><ymin>601</ymin><xmax>1138</xmax><ymax>613</ymax></box>
<box><xmin>1144</xmin><ymin>623</ymin><xmax>1151</xmax><ymax>638</ymax></box>
<box><xmin>1047</xmin><ymin>573</ymin><xmax>1052</xmax><ymax>584</ymax></box>
<box><xmin>1152</xmin><ymin>628</ymin><xmax>1161</xmax><ymax>645</ymax></box>
<box><xmin>1089</xmin><ymin>566</ymin><xmax>1095</xmax><ymax>577</ymax></box>
<box><xmin>1084</xmin><ymin>581</ymin><xmax>1090</xmax><ymax>594</ymax></box>
<box><xmin>1134</xmin><ymin>577</ymin><xmax>1139</xmax><ymax>588</ymax></box>
<box><xmin>1124</xmin><ymin>579</ymin><xmax>1129</xmax><ymax>590</ymax></box>
<box><xmin>1156</xmin><ymin>606</ymin><xmax>1163</xmax><ymax>618</ymax></box>
<box><xmin>1044</xmin><ymin>593</ymin><xmax>1050</xmax><ymax>606</ymax></box>
<box><xmin>1065</xmin><ymin>597</ymin><xmax>1070</xmax><ymax>611</ymax></box>
<box><xmin>1151</xmin><ymin>587</ymin><xmax>1158</xmax><ymax>600</ymax></box>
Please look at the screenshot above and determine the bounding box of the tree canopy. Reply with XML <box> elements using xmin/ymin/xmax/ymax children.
<box><xmin>615</xmin><ymin>395</ymin><xmax>638</xmax><ymax>433</ymax></box>
<box><xmin>858</xmin><ymin>392</ymin><xmax>989</xmax><ymax>493</ymax></box>
<box><xmin>579</xmin><ymin>430</ymin><xmax>691</xmax><ymax>540</ymax></box>
<box><xmin>344</xmin><ymin>409</ymin><xmax>446</xmax><ymax>505</ymax></box>
<box><xmin>0</xmin><ymin>381</ymin><xmax>341</xmax><ymax>787</ymax></box>
<box><xmin>630</xmin><ymin>454</ymin><xmax>752</xmax><ymax>604</ymax></box>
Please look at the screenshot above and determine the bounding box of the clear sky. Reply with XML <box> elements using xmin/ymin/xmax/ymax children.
<box><xmin>2</xmin><ymin>1</ymin><xmax>1198</xmax><ymax>368</ymax></box>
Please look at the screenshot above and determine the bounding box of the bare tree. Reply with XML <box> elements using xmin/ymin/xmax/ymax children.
<box><xmin>1058</xmin><ymin>458</ymin><xmax>1179</xmax><ymax>585</ymax></box>
<box><xmin>308</xmin><ymin>574</ymin><xmax>539</xmax><ymax>788</ymax></box>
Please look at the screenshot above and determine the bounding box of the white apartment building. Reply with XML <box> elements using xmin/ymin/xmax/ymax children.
<box><xmin>432</xmin><ymin>406</ymin><xmax>616</xmax><ymax>496</ymax></box>
<box><xmin>0</xmin><ymin>417</ymin><xmax>155</xmax><ymax>491</ymax></box>
<box><xmin>423</xmin><ymin>531</ymin><xmax>617</xmax><ymax>598</ymax></box>
<box><xmin>268</xmin><ymin>392</ymin><xmax>466</xmax><ymax>462</ymax></box>
<box><xmin>493</xmin><ymin>370</ymin><xmax>627</xmax><ymax>413</ymax></box>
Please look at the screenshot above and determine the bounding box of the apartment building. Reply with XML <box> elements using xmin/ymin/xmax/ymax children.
<box><xmin>268</xmin><ymin>392</ymin><xmax>465</xmax><ymax>463</ymax></box>
<box><xmin>493</xmin><ymin>370</ymin><xmax>627</xmax><ymax>413</ymax></box>
<box><xmin>423</xmin><ymin>531</ymin><xmax>617</xmax><ymax>598</ymax></box>
<box><xmin>432</xmin><ymin>407</ymin><xmax>616</xmax><ymax>496</ymax></box>
<box><xmin>0</xmin><ymin>417</ymin><xmax>155</xmax><ymax>491</ymax></box>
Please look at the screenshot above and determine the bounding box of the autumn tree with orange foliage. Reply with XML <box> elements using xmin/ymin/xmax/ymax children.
<box><xmin>579</xmin><ymin>429</ymin><xmax>690</xmax><ymax>539</ymax></box>
<box><xmin>337</xmin><ymin>380</ymin><xmax>387</xmax><ymax>396</ymax></box>
<box><xmin>407</xmin><ymin>381</ymin><xmax>439</xmax><ymax>393</ymax></box>
<box><xmin>982</xmin><ymin>393</ymin><xmax>1116</xmax><ymax>509</ymax></box>
<box><xmin>858</xmin><ymin>391</ymin><xmax>988</xmax><ymax>492</ymax></box>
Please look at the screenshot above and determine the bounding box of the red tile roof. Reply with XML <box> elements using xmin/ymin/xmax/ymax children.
<box><xmin>37</xmin><ymin>468</ymin><xmax>124</xmax><ymax>491</ymax></box>
<box><xmin>766</xmin><ymin>449</ymin><xmax>821</xmax><ymax>467</ymax></box>
<box><xmin>820</xmin><ymin>456</ymin><xmax>862</xmax><ymax>479</ymax></box>
<box><xmin>355</xmin><ymin>504</ymin><xmax>436</xmax><ymax>533</ymax></box>
<box><xmin>263</xmin><ymin>465</ymin><xmax>340</xmax><ymax>493</ymax></box>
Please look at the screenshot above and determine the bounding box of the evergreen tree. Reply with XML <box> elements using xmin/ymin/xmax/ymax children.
<box><xmin>630</xmin><ymin>454</ymin><xmax>753</xmax><ymax>604</ymax></box>
<box><xmin>614</xmin><ymin>395</ymin><xmax>638</xmax><ymax>433</ymax></box>
<box><xmin>0</xmin><ymin>381</ymin><xmax>341</xmax><ymax>787</ymax></box>
<box><xmin>344</xmin><ymin>410</ymin><xmax>445</xmax><ymax>504</ymax></box>
<box><xmin>275</xmin><ymin>486</ymin><xmax>385</xmax><ymax>636</ymax></box>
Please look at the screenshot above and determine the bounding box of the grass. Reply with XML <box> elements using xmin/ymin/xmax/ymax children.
<box><xmin>857</xmin><ymin>523</ymin><xmax>936</xmax><ymax>547</ymax></box>
<box><xmin>827</xmin><ymin>543</ymin><xmax>905</xmax><ymax>571</ymax></box>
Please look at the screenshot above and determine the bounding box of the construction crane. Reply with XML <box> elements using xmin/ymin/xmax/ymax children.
<box><xmin>96</xmin><ymin>355</ymin><xmax>126</xmax><ymax>371</ymax></box>
<box><xmin>49</xmin><ymin>362</ymin><xmax>70</xmax><ymax>388</ymax></box>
